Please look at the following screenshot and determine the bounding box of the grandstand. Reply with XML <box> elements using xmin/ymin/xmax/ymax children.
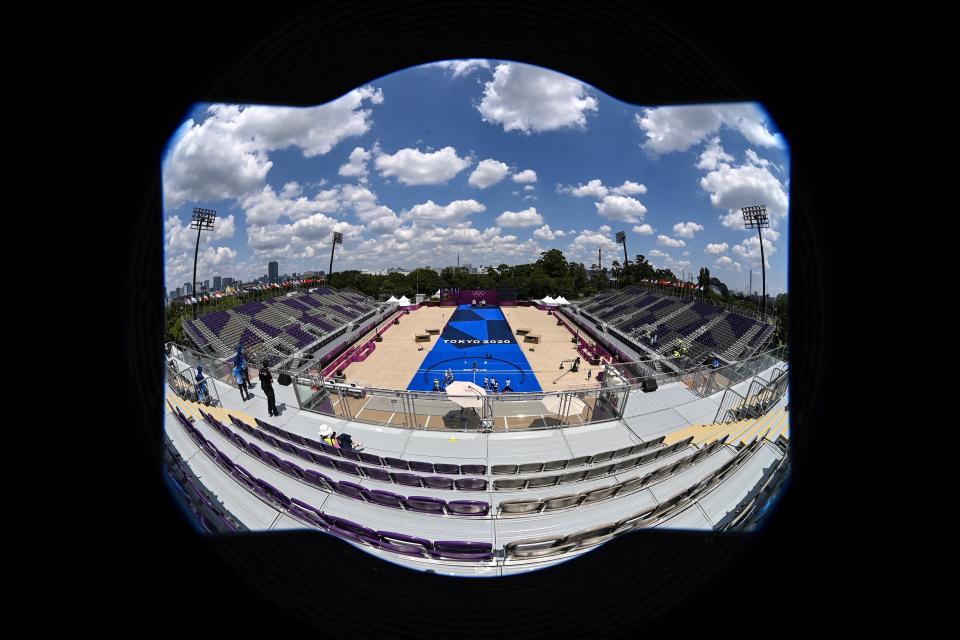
<box><xmin>165</xmin><ymin>290</ymin><xmax>789</xmax><ymax>576</ymax></box>
<box><xmin>182</xmin><ymin>287</ymin><xmax>386</xmax><ymax>370</ymax></box>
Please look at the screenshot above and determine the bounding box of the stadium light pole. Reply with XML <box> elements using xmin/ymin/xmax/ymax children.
<box><xmin>616</xmin><ymin>231</ymin><xmax>628</xmax><ymax>286</ymax></box>
<box><xmin>328</xmin><ymin>231</ymin><xmax>343</xmax><ymax>285</ymax></box>
<box><xmin>190</xmin><ymin>207</ymin><xmax>217</xmax><ymax>320</ymax></box>
<box><xmin>741</xmin><ymin>205</ymin><xmax>769</xmax><ymax>316</ymax></box>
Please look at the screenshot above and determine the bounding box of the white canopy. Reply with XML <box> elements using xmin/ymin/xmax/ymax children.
<box><xmin>386</xmin><ymin>295</ymin><xmax>399</xmax><ymax>303</ymax></box>
<box><xmin>431</xmin><ymin>289</ymin><xmax>441</xmax><ymax>299</ymax></box>
<box><xmin>541</xmin><ymin>296</ymin><xmax>556</xmax><ymax>304</ymax></box>
<box><xmin>554</xmin><ymin>296</ymin><xmax>570</xmax><ymax>305</ymax></box>
<box><xmin>445</xmin><ymin>381</ymin><xmax>487</xmax><ymax>409</ymax></box>
<box><xmin>397</xmin><ymin>295</ymin><xmax>411</xmax><ymax>306</ymax></box>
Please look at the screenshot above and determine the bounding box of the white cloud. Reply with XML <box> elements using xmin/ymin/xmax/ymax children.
<box><xmin>374</xmin><ymin>146</ymin><xmax>471</xmax><ymax>185</ymax></box>
<box><xmin>512</xmin><ymin>169</ymin><xmax>538</xmax><ymax>184</ymax></box>
<box><xmin>636</xmin><ymin>103</ymin><xmax>784</xmax><ymax>154</ymax></box>
<box><xmin>165</xmin><ymin>245</ymin><xmax>239</xmax><ymax>287</ymax></box>
<box><xmin>705</xmin><ymin>242</ymin><xmax>729</xmax><ymax>255</ymax></box>
<box><xmin>162</xmin><ymin>87</ymin><xmax>384</xmax><ymax>208</ymax></box>
<box><xmin>648</xmin><ymin>249</ymin><xmax>669</xmax><ymax>258</ymax></box>
<box><xmin>595</xmin><ymin>195</ymin><xmax>647</xmax><ymax>223</ymax></box>
<box><xmin>431</xmin><ymin>59</ymin><xmax>491</xmax><ymax>77</ymax></box>
<box><xmin>404</xmin><ymin>199</ymin><xmax>486</xmax><ymax>224</ymax></box>
<box><xmin>732</xmin><ymin>236</ymin><xmax>776</xmax><ymax>269</ymax></box>
<box><xmin>533</xmin><ymin>224</ymin><xmax>567</xmax><ymax>241</ymax></box>
<box><xmin>478</xmin><ymin>63</ymin><xmax>598</xmax><ymax>134</ymax></box>
<box><xmin>672</xmin><ymin>222</ymin><xmax>704</xmax><ymax>238</ymax></box>
<box><xmin>524</xmin><ymin>185</ymin><xmax>535</xmax><ymax>192</ymax></box>
<box><xmin>568</xmin><ymin>228</ymin><xmax>619</xmax><ymax>262</ymax></box>
<box><xmin>165</xmin><ymin>214</ymin><xmax>237</xmax><ymax>252</ymax></box>
<box><xmin>560</xmin><ymin>179</ymin><xmax>647</xmax><ymax>198</ymax></box>
<box><xmin>700</xmin><ymin>153</ymin><xmax>789</xmax><ymax>229</ymax></box>
<box><xmin>241</xmin><ymin>184</ymin><xmax>339</xmax><ymax>225</ymax></box>
<box><xmin>338</xmin><ymin>146</ymin><xmax>372</xmax><ymax>182</ymax></box>
<box><xmin>697</xmin><ymin>137</ymin><xmax>735</xmax><ymax>171</ymax></box>
<box><xmin>633</xmin><ymin>224</ymin><xmax>655</xmax><ymax>235</ymax></box>
<box><xmin>714</xmin><ymin>256</ymin><xmax>743</xmax><ymax>272</ymax></box>
<box><xmin>468</xmin><ymin>159</ymin><xmax>510</xmax><ymax>188</ymax></box>
<box><xmin>496</xmin><ymin>207</ymin><xmax>544</xmax><ymax>228</ymax></box>
<box><xmin>657</xmin><ymin>235</ymin><xmax>686</xmax><ymax>248</ymax></box>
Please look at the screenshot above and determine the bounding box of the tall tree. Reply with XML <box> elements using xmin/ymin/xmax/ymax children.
<box><xmin>698</xmin><ymin>267</ymin><xmax>711</xmax><ymax>294</ymax></box>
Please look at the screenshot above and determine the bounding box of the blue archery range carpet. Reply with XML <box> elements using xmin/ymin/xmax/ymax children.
<box><xmin>408</xmin><ymin>305</ymin><xmax>543</xmax><ymax>392</ymax></box>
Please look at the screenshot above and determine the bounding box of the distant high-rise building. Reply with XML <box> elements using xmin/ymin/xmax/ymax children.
<box><xmin>203</xmin><ymin>279</ymin><xmax>210</xmax><ymax>291</ymax></box>
<box><xmin>269</xmin><ymin>261</ymin><xmax>279</xmax><ymax>283</ymax></box>
<box><xmin>213</xmin><ymin>276</ymin><xmax>222</xmax><ymax>290</ymax></box>
<box><xmin>176</xmin><ymin>287</ymin><xmax>182</xmax><ymax>298</ymax></box>
<box><xmin>184</xmin><ymin>282</ymin><xmax>192</xmax><ymax>295</ymax></box>
<box><xmin>223</xmin><ymin>277</ymin><xmax>234</xmax><ymax>287</ymax></box>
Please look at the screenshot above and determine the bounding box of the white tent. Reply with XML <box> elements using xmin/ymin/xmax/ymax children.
<box><xmin>386</xmin><ymin>295</ymin><xmax>399</xmax><ymax>303</ymax></box>
<box><xmin>554</xmin><ymin>296</ymin><xmax>570</xmax><ymax>305</ymax></box>
<box><xmin>397</xmin><ymin>295</ymin><xmax>411</xmax><ymax>306</ymax></box>
<box><xmin>431</xmin><ymin>289</ymin><xmax>441</xmax><ymax>299</ymax></box>
<box><xmin>541</xmin><ymin>296</ymin><xmax>556</xmax><ymax>305</ymax></box>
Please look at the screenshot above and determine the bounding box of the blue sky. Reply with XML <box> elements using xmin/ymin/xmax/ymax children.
<box><xmin>162</xmin><ymin>59</ymin><xmax>790</xmax><ymax>294</ymax></box>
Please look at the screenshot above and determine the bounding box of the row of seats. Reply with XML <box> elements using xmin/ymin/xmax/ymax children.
<box><xmin>503</xmin><ymin>436</ymin><xmax>768</xmax><ymax>560</ymax></box>
<box><xmin>170</xmin><ymin>407</ymin><xmax>495</xmax><ymax>560</ymax></box>
<box><xmin>492</xmin><ymin>437</ymin><xmax>694</xmax><ymax>489</ymax></box>
<box><xmin>244</xmin><ymin>415</ymin><xmax>488</xmax><ymax>475</ymax></box>
<box><xmin>183</xmin><ymin>407</ymin><xmax>492</xmax><ymax>515</ymax></box>
<box><xmin>164</xmin><ymin>436</ymin><xmax>245</xmax><ymax>533</ymax></box>
<box><xmin>497</xmin><ymin>437</ymin><xmax>728</xmax><ymax>515</ymax></box>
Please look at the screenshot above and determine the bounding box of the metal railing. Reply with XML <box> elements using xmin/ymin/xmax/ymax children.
<box><xmin>165</xmin><ymin>355</ymin><xmax>222</xmax><ymax>408</ymax></box>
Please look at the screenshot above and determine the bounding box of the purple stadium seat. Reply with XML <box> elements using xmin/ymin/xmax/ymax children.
<box><xmin>358</xmin><ymin>452</ymin><xmax>384</xmax><ymax>466</ymax></box>
<box><xmin>373</xmin><ymin>540</ymin><xmax>426</xmax><ymax>557</ymax></box>
<box><xmin>459</xmin><ymin>464</ymin><xmax>487</xmax><ymax>475</ymax></box>
<box><xmin>408</xmin><ymin>461</ymin><xmax>434</xmax><ymax>474</ymax></box>
<box><xmin>314</xmin><ymin>455</ymin><xmax>336</xmax><ymax>470</ymax></box>
<box><xmin>391</xmin><ymin>472</ymin><xmax>423</xmax><ymax>487</ymax></box>
<box><xmin>339</xmin><ymin>449</ymin><xmax>362</xmax><ymax>462</ymax></box>
<box><xmin>334</xmin><ymin>481</ymin><xmax>367</xmax><ymax>500</ymax></box>
<box><xmin>434</xmin><ymin>540</ymin><xmax>493</xmax><ymax>553</ymax></box>
<box><xmin>377</xmin><ymin>531</ymin><xmax>433</xmax><ymax>550</ymax></box>
<box><xmin>261</xmin><ymin>451</ymin><xmax>284</xmax><ymax>469</ymax></box>
<box><xmin>333</xmin><ymin>460</ymin><xmax>362</xmax><ymax>476</ymax></box>
<box><xmin>320</xmin><ymin>443</ymin><xmax>342</xmax><ymax>457</ymax></box>
<box><xmin>446</xmin><ymin>500</ymin><xmax>490</xmax><ymax>516</ymax></box>
<box><xmin>454</xmin><ymin>478</ymin><xmax>487</xmax><ymax>491</ymax></box>
<box><xmin>433</xmin><ymin>463</ymin><xmax>460</xmax><ymax>475</ymax></box>
<box><xmin>363</xmin><ymin>467</ymin><xmax>392</xmax><ymax>482</ymax></box>
<box><xmin>422</xmin><ymin>476</ymin><xmax>454</xmax><ymax>490</ymax></box>
<box><xmin>323</xmin><ymin>514</ymin><xmax>377</xmax><ymax>538</ymax></box>
<box><xmin>302</xmin><ymin>469</ymin><xmax>332</xmax><ymax>491</ymax></box>
<box><xmin>278</xmin><ymin>460</ymin><xmax>305</xmax><ymax>479</ymax></box>
<box><xmin>403</xmin><ymin>496</ymin><xmax>446</xmax><ymax>514</ymax></box>
<box><xmin>384</xmin><ymin>457</ymin><xmax>410</xmax><ymax>470</ymax></box>
<box><xmin>366</xmin><ymin>490</ymin><xmax>405</xmax><ymax>509</ymax></box>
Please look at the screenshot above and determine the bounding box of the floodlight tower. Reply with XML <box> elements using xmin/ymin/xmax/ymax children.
<box><xmin>616</xmin><ymin>231</ymin><xmax>628</xmax><ymax>286</ymax></box>
<box><xmin>328</xmin><ymin>231</ymin><xmax>344</xmax><ymax>283</ymax></box>
<box><xmin>741</xmin><ymin>205</ymin><xmax>770</xmax><ymax>316</ymax></box>
<box><xmin>190</xmin><ymin>207</ymin><xmax>217</xmax><ymax>320</ymax></box>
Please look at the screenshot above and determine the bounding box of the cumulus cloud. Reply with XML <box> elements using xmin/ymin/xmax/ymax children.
<box><xmin>165</xmin><ymin>245</ymin><xmax>239</xmax><ymax>288</ymax></box>
<box><xmin>512</xmin><ymin>169</ymin><xmax>538</xmax><ymax>184</ymax></box>
<box><xmin>478</xmin><ymin>63</ymin><xmax>598</xmax><ymax>134</ymax></box>
<box><xmin>431</xmin><ymin>59</ymin><xmax>491</xmax><ymax>77</ymax></box>
<box><xmin>732</xmin><ymin>236</ymin><xmax>776</xmax><ymax>269</ymax></box>
<box><xmin>633</xmin><ymin>224</ymin><xmax>654</xmax><ymax>235</ymax></box>
<box><xmin>673</xmin><ymin>222</ymin><xmax>704</xmax><ymax>238</ymax></box>
<box><xmin>374</xmin><ymin>146</ymin><xmax>471</xmax><ymax>185</ymax></box>
<box><xmin>468</xmin><ymin>159</ymin><xmax>510</xmax><ymax>188</ymax></box>
<box><xmin>559</xmin><ymin>179</ymin><xmax>648</xmax><ymax>198</ymax></box>
<box><xmin>636</xmin><ymin>103</ymin><xmax>784</xmax><ymax>154</ymax></box>
<box><xmin>648</xmin><ymin>249</ymin><xmax>669</xmax><ymax>259</ymax></box>
<box><xmin>241</xmin><ymin>184</ymin><xmax>339</xmax><ymax>225</ymax></box>
<box><xmin>705</xmin><ymin>242</ymin><xmax>729</xmax><ymax>255</ymax></box>
<box><xmin>595</xmin><ymin>195</ymin><xmax>647</xmax><ymax>223</ymax></box>
<box><xmin>568</xmin><ymin>228</ymin><xmax>619</xmax><ymax>261</ymax></box>
<box><xmin>403</xmin><ymin>199</ymin><xmax>486</xmax><ymax>224</ymax></box>
<box><xmin>496</xmin><ymin>207</ymin><xmax>544</xmax><ymax>228</ymax></box>
<box><xmin>338</xmin><ymin>146</ymin><xmax>372</xmax><ymax>181</ymax></box>
<box><xmin>165</xmin><ymin>214</ymin><xmax>237</xmax><ymax>252</ymax></box>
<box><xmin>162</xmin><ymin>87</ymin><xmax>384</xmax><ymax>208</ymax></box>
<box><xmin>533</xmin><ymin>224</ymin><xmax>560</xmax><ymax>240</ymax></box>
<box><xmin>657</xmin><ymin>235</ymin><xmax>686</xmax><ymax>248</ymax></box>
<box><xmin>697</xmin><ymin>137</ymin><xmax>735</xmax><ymax>171</ymax></box>
<box><xmin>700</xmin><ymin>150</ymin><xmax>789</xmax><ymax>229</ymax></box>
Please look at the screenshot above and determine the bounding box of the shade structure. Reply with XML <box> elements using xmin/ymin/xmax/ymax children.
<box><xmin>445</xmin><ymin>381</ymin><xmax>487</xmax><ymax>409</ymax></box>
<box><xmin>541</xmin><ymin>296</ymin><xmax>556</xmax><ymax>304</ymax></box>
<box><xmin>386</xmin><ymin>295</ymin><xmax>398</xmax><ymax>303</ymax></box>
<box><xmin>397</xmin><ymin>296</ymin><xmax>411</xmax><ymax>306</ymax></box>
<box><xmin>554</xmin><ymin>296</ymin><xmax>570</xmax><ymax>305</ymax></box>
<box><xmin>540</xmin><ymin>394</ymin><xmax>587</xmax><ymax>416</ymax></box>
<box><xmin>431</xmin><ymin>289</ymin><xmax>441</xmax><ymax>299</ymax></box>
